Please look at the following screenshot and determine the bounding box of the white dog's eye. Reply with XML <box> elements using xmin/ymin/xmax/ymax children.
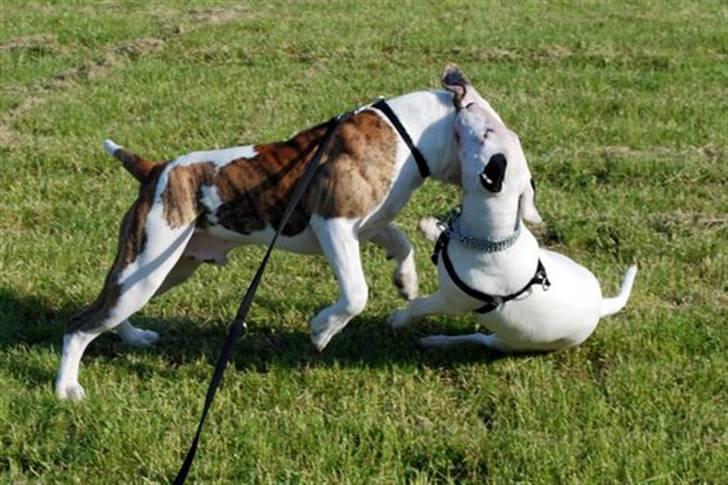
<box><xmin>484</xmin><ymin>128</ymin><xmax>494</xmax><ymax>138</ymax></box>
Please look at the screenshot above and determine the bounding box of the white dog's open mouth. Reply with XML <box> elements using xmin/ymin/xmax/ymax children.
<box><xmin>480</xmin><ymin>154</ymin><xmax>507</xmax><ymax>192</ymax></box>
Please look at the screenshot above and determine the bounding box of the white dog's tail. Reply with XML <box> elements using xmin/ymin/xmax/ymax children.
<box><xmin>418</xmin><ymin>217</ymin><xmax>446</xmax><ymax>242</ymax></box>
<box><xmin>600</xmin><ymin>265</ymin><xmax>638</xmax><ymax>318</ymax></box>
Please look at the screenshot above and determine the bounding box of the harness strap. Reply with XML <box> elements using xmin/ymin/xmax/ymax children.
<box><xmin>433</xmin><ymin>231</ymin><xmax>550</xmax><ymax>314</ymax></box>
<box><xmin>372</xmin><ymin>99</ymin><xmax>431</xmax><ymax>179</ymax></box>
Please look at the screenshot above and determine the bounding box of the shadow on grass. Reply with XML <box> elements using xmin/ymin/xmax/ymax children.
<box><xmin>0</xmin><ymin>287</ymin><xmax>507</xmax><ymax>389</ymax></box>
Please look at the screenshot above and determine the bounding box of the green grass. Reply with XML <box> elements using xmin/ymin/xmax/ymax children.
<box><xmin>1</xmin><ymin>1</ymin><xmax>726</xmax><ymax>482</ymax></box>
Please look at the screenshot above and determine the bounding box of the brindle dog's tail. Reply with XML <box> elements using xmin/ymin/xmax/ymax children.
<box><xmin>103</xmin><ymin>139</ymin><xmax>156</xmax><ymax>182</ymax></box>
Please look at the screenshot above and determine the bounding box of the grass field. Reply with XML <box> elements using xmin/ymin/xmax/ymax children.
<box><xmin>1</xmin><ymin>1</ymin><xmax>726</xmax><ymax>482</ymax></box>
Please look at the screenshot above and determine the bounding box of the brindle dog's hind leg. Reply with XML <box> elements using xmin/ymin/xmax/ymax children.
<box><xmin>115</xmin><ymin>256</ymin><xmax>203</xmax><ymax>347</ymax></box>
<box><xmin>55</xmin><ymin>199</ymin><xmax>195</xmax><ymax>400</ymax></box>
<box><xmin>118</xmin><ymin>229</ymin><xmax>239</xmax><ymax>346</ymax></box>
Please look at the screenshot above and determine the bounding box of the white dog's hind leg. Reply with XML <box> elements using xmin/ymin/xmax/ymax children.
<box><xmin>419</xmin><ymin>333</ymin><xmax>510</xmax><ymax>352</ymax></box>
<box><xmin>309</xmin><ymin>216</ymin><xmax>368</xmax><ymax>351</ymax></box>
<box><xmin>389</xmin><ymin>290</ymin><xmax>459</xmax><ymax>329</ymax></box>
<box><xmin>370</xmin><ymin>224</ymin><xmax>418</xmax><ymax>300</ymax></box>
<box><xmin>600</xmin><ymin>265</ymin><xmax>638</xmax><ymax>318</ymax></box>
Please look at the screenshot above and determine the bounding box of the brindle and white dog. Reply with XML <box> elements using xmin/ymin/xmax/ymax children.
<box><xmin>55</xmin><ymin>65</ymin><xmax>504</xmax><ymax>400</ymax></box>
<box><xmin>390</xmin><ymin>66</ymin><xmax>637</xmax><ymax>353</ymax></box>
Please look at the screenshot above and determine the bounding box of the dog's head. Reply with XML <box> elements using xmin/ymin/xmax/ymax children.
<box><xmin>442</xmin><ymin>64</ymin><xmax>541</xmax><ymax>224</ymax></box>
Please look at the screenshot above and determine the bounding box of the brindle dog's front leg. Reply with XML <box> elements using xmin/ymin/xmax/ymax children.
<box><xmin>369</xmin><ymin>224</ymin><xmax>418</xmax><ymax>301</ymax></box>
<box><xmin>309</xmin><ymin>216</ymin><xmax>368</xmax><ymax>351</ymax></box>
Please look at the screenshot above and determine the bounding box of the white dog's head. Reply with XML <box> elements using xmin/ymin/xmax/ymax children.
<box><xmin>442</xmin><ymin>64</ymin><xmax>541</xmax><ymax>224</ymax></box>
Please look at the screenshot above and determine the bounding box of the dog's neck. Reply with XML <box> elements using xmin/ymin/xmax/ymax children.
<box><xmin>385</xmin><ymin>90</ymin><xmax>460</xmax><ymax>185</ymax></box>
<box><xmin>459</xmin><ymin>192</ymin><xmax>521</xmax><ymax>243</ymax></box>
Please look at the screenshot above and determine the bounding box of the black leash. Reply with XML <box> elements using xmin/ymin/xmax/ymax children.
<box><xmin>173</xmin><ymin>109</ymin><xmax>353</xmax><ymax>484</ymax></box>
<box><xmin>173</xmin><ymin>98</ymin><xmax>428</xmax><ymax>483</ymax></box>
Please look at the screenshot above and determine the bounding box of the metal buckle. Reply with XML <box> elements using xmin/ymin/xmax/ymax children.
<box><xmin>431</xmin><ymin>230</ymin><xmax>449</xmax><ymax>265</ymax></box>
<box><xmin>541</xmin><ymin>275</ymin><xmax>551</xmax><ymax>291</ymax></box>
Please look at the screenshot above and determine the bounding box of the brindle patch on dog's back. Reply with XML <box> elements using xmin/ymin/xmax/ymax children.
<box><xmin>210</xmin><ymin>110</ymin><xmax>397</xmax><ymax>236</ymax></box>
<box><xmin>162</xmin><ymin>162</ymin><xmax>216</xmax><ymax>228</ymax></box>
<box><xmin>211</xmin><ymin>121</ymin><xmax>330</xmax><ymax>236</ymax></box>
<box><xmin>151</xmin><ymin>109</ymin><xmax>397</xmax><ymax>237</ymax></box>
<box><xmin>307</xmin><ymin>110</ymin><xmax>397</xmax><ymax>218</ymax></box>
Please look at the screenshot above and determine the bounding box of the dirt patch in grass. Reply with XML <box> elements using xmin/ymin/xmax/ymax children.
<box><xmin>0</xmin><ymin>34</ymin><xmax>61</xmax><ymax>54</ymax></box>
<box><xmin>0</xmin><ymin>7</ymin><xmax>244</xmax><ymax>147</ymax></box>
<box><xmin>189</xmin><ymin>6</ymin><xmax>243</xmax><ymax>25</ymax></box>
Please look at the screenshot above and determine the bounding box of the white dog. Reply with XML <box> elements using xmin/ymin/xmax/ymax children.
<box><xmin>55</xmin><ymin>65</ymin><xmax>494</xmax><ymax>399</ymax></box>
<box><xmin>390</xmin><ymin>65</ymin><xmax>637</xmax><ymax>353</ymax></box>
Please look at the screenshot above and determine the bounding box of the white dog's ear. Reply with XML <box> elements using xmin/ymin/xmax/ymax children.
<box><xmin>442</xmin><ymin>64</ymin><xmax>506</xmax><ymax>125</ymax></box>
<box><xmin>441</xmin><ymin>63</ymin><xmax>474</xmax><ymax>110</ymax></box>
<box><xmin>519</xmin><ymin>178</ymin><xmax>542</xmax><ymax>224</ymax></box>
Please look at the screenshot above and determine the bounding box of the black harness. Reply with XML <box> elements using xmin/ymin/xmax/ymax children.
<box><xmin>372</xmin><ymin>99</ymin><xmax>431</xmax><ymax>179</ymax></box>
<box><xmin>431</xmin><ymin>224</ymin><xmax>551</xmax><ymax>314</ymax></box>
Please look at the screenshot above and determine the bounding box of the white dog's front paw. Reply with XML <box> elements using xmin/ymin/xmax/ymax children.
<box><xmin>388</xmin><ymin>309</ymin><xmax>411</xmax><ymax>330</ymax></box>
<box><xmin>418</xmin><ymin>217</ymin><xmax>444</xmax><ymax>242</ymax></box>
<box><xmin>56</xmin><ymin>381</ymin><xmax>86</xmax><ymax>401</ymax></box>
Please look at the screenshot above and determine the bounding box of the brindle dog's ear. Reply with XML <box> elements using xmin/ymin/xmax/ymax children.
<box><xmin>441</xmin><ymin>63</ymin><xmax>472</xmax><ymax>110</ymax></box>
